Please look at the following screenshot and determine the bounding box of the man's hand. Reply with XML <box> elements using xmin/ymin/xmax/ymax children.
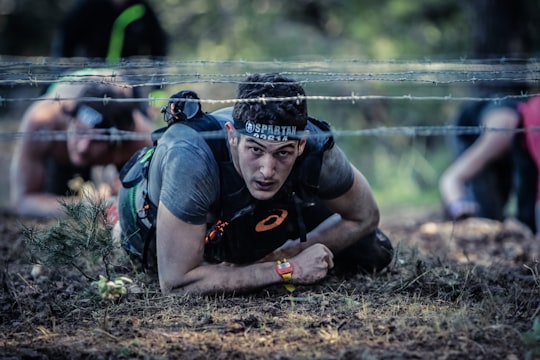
<box><xmin>289</xmin><ymin>243</ymin><xmax>334</xmax><ymax>284</ymax></box>
<box><xmin>446</xmin><ymin>199</ymin><xmax>479</xmax><ymax>220</ymax></box>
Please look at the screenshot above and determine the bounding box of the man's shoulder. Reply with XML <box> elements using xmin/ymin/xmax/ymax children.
<box><xmin>22</xmin><ymin>101</ymin><xmax>67</xmax><ymax>131</ymax></box>
<box><xmin>156</xmin><ymin>123</ymin><xmax>221</xmax><ymax>162</ymax></box>
<box><xmin>159</xmin><ymin>123</ymin><xmax>205</xmax><ymax>144</ymax></box>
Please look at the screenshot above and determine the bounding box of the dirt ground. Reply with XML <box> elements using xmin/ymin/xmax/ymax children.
<box><xmin>1</xmin><ymin>207</ymin><xmax>539</xmax><ymax>360</ymax></box>
<box><xmin>0</xmin><ymin>103</ymin><xmax>539</xmax><ymax>359</ymax></box>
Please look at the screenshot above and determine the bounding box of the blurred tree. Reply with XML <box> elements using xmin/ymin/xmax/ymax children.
<box><xmin>0</xmin><ymin>0</ymin><xmax>70</xmax><ymax>56</ymax></box>
<box><xmin>472</xmin><ymin>0</ymin><xmax>533</xmax><ymax>58</ymax></box>
<box><xmin>50</xmin><ymin>0</ymin><xmax>168</xmax><ymax>61</ymax></box>
<box><xmin>1</xmin><ymin>0</ymin><xmax>539</xmax><ymax>209</ymax></box>
<box><xmin>1</xmin><ymin>0</ymin><xmax>538</xmax><ymax>61</ymax></box>
<box><xmin>469</xmin><ymin>0</ymin><xmax>539</xmax><ymax>96</ymax></box>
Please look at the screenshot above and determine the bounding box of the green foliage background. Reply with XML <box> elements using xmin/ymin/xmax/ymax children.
<box><xmin>1</xmin><ymin>0</ymin><xmax>539</xmax><ymax>213</ymax></box>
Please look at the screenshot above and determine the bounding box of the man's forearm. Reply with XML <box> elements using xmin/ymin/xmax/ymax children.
<box><xmin>166</xmin><ymin>261</ymin><xmax>282</xmax><ymax>295</ymax></box>
<box><xmin>263</xmin><ymin>212</ymin><xmax>378</xmax><ymax>262</ymax></box>
<box><xmin>164</xmin><ymin>243</ymin><xmax>334</xmax><ymax>296</ymax></box>
<box><xmin>306</xmin><ymin>213</ymin><xmax>378</xmax><ymax>254</ymax></box>
<box><xmin>439</xmin><ymin>169</ymin><xmax>466</xmax><ymax>205</ymax></box>
<box><xmin>13</xmin><ymin>195</ymin><xmax>70</xmax><ymax>217</ymax></box>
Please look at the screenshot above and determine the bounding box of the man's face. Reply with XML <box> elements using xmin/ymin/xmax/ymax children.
<box><xmin>66</xmin><ymin>120</ymin><xmax>111</xmax><ymax>167</ymax></box>
<box><xmin>230</xmin><ymin>133</ymin><xmax>306</xmax><ymax>200</ymax></box>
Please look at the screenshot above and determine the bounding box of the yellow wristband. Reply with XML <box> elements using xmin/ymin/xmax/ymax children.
<box><xmin>276</xmin><ymin>258</ymin><xmax>295</xmax><ymax>293</ymax></box>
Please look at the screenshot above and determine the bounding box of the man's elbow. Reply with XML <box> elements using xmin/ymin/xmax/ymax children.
<box><xmin>160</xmin><ymin>279</ymin><xmax>186</xmax><ymax>296</ymax></box>
<box><xmin>159</xmin><ymin>275</ymin><xmax>180</xmax><ymax>295</ymax></box>
<box><xmin>160</xmin><ymin>281</ymin><xmax>174</xmax><ymax>295</ymax></box>
<box><xmin>367</xmin><ymin>206</ymin><xmax>380</xmax><ymax>232</ymax></box>
<box><xmin>12</xmin><ymin>203</ymin><xmax>25</xmax><ymax>217</ymax></box>
<box><xmin>159</xmin><ymin>275</ymin><xmax>199</xmax><ymax>296</ymax></box>
<box><xmin>10</xmin><ymin>195</ymin><xmax>58</xmax><ymax>218</ymax></box>
<box><xmin>11</xmin><ymin>194</ymin><xmax>29</xmax><ymax>217</ymax></box>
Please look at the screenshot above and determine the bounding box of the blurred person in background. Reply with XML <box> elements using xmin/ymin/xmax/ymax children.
<box><xmin>51</xmin><ymin>0</ymin><xmax>167</xmax><ymax>62</ymax></box>
<box><xmin>51</xmin><ymin>0</ymin><xmax>169</xmax><ymax>113</ymax></box>
<box><xmin>10</xmin><ymin>70</ymin><xmax>153</xmax><ymax>218</ymax></box>
<box><xmin>439</xmin><ymin>97</ymin><xmax>540</xmax><ymax>234</ymax></box>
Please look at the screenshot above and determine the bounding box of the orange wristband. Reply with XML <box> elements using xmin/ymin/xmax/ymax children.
<box><xmin>276</xmin><ymin>258</ymin><xmax>295</xmax><ymax>292</ymax></box>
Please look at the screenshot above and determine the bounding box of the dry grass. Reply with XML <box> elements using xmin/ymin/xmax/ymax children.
<box><xmin>1</xmin><ymin>212</ymin><xmax>539</xmax><ymax>359</ymax></box>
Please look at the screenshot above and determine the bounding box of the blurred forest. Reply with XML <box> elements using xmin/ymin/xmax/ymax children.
<box><xmin>0</xmin><ymin>0</ymin><xmax>540</xmax><ymax>60</ymax></box>
<box><xmin>1</xmin><ymin>0</ymin><xmax>539</xmax><ymax>60</ymax></box>
<box><xmin>0</xmin><ymin>0</ymin><xmax>539</xmax><ymax>211</ymax></box>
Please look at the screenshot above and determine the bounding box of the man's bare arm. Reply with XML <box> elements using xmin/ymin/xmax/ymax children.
<box><xmin>10</xmin><ymin>141</ymin><xmax>72</xmax><ymax>217</ymax></box>
<box><xmin>439</xmin><ymin>107</ymin><xmax>519</xmax><ymax>205</ymax></box>
<box><xmin>10</xmin><ymin>106</ymin><xmax>71</xmax><ymax>217</ymax></box>
<box><xmin>259</xmin><ymin>166</ymin><xmax>379</xmax><ymax>262</ymax></box>
<box><xmin>156</xmin><ymin>203</ymin><xmax>334</xmax><ymax>295</ymax></box>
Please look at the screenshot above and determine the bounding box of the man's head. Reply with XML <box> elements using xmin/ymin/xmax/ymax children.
<box><xmin>228</xmin><ymin>73</ymin><xmax>308</xmax><ymax>200</ymax></box>
<box><xmin>232</xmin><ymin>73</ymin><xmax>308</xmax><ymax>140</ymax></box>
<box><xmin>68</xmin><ymin>83</ymin><xmax>138</xmax><ymax>130</ymax></box>
<box><xmin>65</xmin><ymin>83</ymin><xmax>139</xmax><ymax>166</ymax></box>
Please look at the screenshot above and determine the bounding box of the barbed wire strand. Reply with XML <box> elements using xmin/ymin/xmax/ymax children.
<box><xmin>2</xmin><ymin>57</ymin><xmax>540</xmax><ymax>141</ymax></box>
<box><xmin>1</xmin><ymin>92</ymin><xmax>540</xmax><ymax>106</ymax></box>
<box><xmin>1</xmin><ymin>126</ymin><xmax>539</xmax><ymax>143</ymax></box>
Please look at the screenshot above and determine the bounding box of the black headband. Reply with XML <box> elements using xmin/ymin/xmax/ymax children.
<box><xmin>233</xmin><ymin>119</ymin><xmax>305</xmax><ymax>141</ymax></box>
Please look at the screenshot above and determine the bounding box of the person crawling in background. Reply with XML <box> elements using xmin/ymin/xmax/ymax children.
<box><xmin>439</xmin><ymin>97</ymin><xmax>540</xmax><ymax>234</ymax></box>
<box><xmin>10</xmin><ymin>70</ymin><xmax>153</xmax><ymax>218</ymax></box>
